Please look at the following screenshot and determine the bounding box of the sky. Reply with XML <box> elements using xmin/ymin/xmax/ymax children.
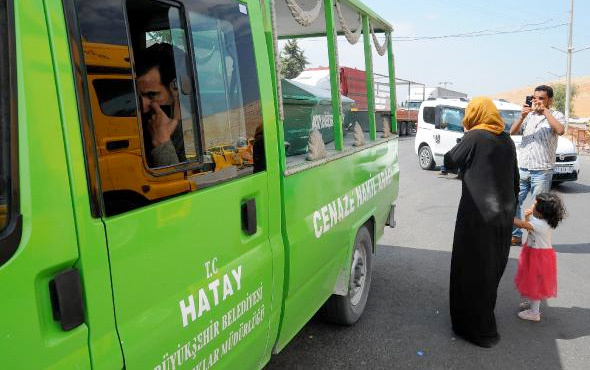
<box><xmin>293</xmin><ymin>0</ymin><xmax>590</xmax><ymax>100</ymax></box>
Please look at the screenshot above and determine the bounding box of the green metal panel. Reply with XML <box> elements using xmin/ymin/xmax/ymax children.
<box><xmin>44</xmin><ymin>0</ymin><xmax>125</xmax><ymax>368</ymax></box>
<box><xmin>387</xmin><ymin>32</ymin><xmax>397</xmax><ymax>133</ymax></box>
<box><xmin>323</xmin><ymin>0</ymin><xmax>343</xmax><ymax>151</ymax></box>
<box><xmin>261</xmin><ymin>0</ymin><xmax>288</xmax><ymax>173</ymax></box>
<box><xmin>274</xmin><ymin>138</ymin><xmax>399</xmax><ymax>351</ymax></box>
<box><xmin>0</xmin><ymin>1</ymin><xmax>91</xmax><ymax>368</ymax></box>
<box><xmin>252</xmin><ymin>2</ymin><xmax>286</xmax><ymax>364</ymax></box>
<box><xmin>362</xmin><ymin>15</ymin><xmax>376</xmax><ymax>140</ymax></box>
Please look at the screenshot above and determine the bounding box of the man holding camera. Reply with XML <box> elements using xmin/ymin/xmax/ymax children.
<box><xmin>509</xmin><ymin>85</ymin><xmax>565</xmax><ymax>245</ymax></box>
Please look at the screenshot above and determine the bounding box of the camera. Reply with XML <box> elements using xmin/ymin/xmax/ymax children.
<box><xmin>525</xmin><ymin>95</ymin><xmax>533</xmax><ymax>107</ymax></box>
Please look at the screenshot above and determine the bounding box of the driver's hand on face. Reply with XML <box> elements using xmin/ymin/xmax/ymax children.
<box><xmin>147</xmin><ymin>100</ymin><xmax>179</xmax><ymax>148</ymax></box>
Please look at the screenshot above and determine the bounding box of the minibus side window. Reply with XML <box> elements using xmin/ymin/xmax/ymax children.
<box><xmin>0</xmin><ymin>1</ymin><xmax>11</xmax><ymax>233</ymax></box>
<box><xmin>185</xmin><ymin>0</ymin><xmax>264</xmax><ymax>172</ymax></box>
<box><xmin>0</xmin><ymin>0</ymin><xmax>20</xmax><ymax>266</ymax></box>
<box><xmin>71</xmin><ymin>0</ymin><xmax>266</xmax><ymax>217</ymax></box>
<box><xmin>126</xmin><ymin>0</ymin><xmax>200</xmax><ymax>168</ymax></box>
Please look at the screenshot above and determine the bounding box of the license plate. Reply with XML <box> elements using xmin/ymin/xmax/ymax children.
<box><xmin>554</xmin><ymin>166</ymin><xmax>573</xmax><ymax>174</ymax></box>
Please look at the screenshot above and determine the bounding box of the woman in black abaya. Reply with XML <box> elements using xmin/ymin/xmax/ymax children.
<box><xmin>444</xmin><ymin>97</ymin><xmax>519</xmax><ymax>348</ymax></box>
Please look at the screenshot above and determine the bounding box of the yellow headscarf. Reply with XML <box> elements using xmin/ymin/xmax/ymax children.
<box><xmin>463</xmin><ymin>96</ymin><xmax>505</xmax><ymax>135</ymax></box>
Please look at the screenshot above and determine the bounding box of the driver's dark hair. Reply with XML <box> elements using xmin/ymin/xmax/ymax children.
<box><xmin>135</xmin><ymin>43</ymin><xmax>176</xmax><ymax>86</ymax></box>
<box><xmin>534</xmin><ymin>85</ymin><xmax>554</xmax><ymax>99</ymax></box>
<box><xmin>534</xmin><ymin>192</ymin><xmax>565</xmax><ymax>229</ymax></box>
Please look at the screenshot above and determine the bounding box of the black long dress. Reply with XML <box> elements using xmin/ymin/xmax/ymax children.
<box><xmin>444</xmin><ymin>129</ymin><xmax>519</xmax><ymax>347</ymax></box>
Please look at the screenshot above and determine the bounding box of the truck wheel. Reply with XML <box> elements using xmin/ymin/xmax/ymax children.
<box><xmin>400</xmin><ymin>122</ymin><xmax>407</xmax><ymax>136</ymax></box>
<box><xmin>418</xmin><ymin>145</ymin><xmax>435</xmax><ymax>170</ymax></box>
<box><xmin>322</xmin><ymin>226</ymin><xmax>373</xmax><ymax>325</ymax></box>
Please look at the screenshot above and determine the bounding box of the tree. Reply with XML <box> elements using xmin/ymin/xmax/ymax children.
<box><xmin>550</xmin><ymin>83</ymin><xmax>578</xmax><ymax>115</ymax></box>
<box><xmin>280</xmin><ymin>39</ymin><xmax>309</xmax><ymax>79</ymax></box>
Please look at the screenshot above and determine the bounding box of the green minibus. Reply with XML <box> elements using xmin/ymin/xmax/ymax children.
<box><xmin>0</xmin><ymin>0</ymin><xmax>399</xmax><ymax>368</ymax></box>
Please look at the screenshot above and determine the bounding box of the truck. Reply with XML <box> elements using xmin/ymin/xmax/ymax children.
<box><xmin>395</xmin><ymin>100</ymin><xmax>421</xmax><ymax>136</ymax></box>
<box><xmin>0</xmin><ymin>0</ymin><xmax>398</xmax><ymax>369</ymax></box>
<box><xmin>409</xmin><ymin>86</ymin><xmax>468</xmax><ymax>100</ymax></box>
<box><xmin>294</xmin><ymin>66</ymin><xmax>416</xmax><ymax>136</ymax></box>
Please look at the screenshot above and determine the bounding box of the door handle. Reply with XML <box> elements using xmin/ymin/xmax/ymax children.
<box><xmin>49</xmin><ymin>269</ymin><xmax>85</xmax><ymax>331</ymax></box>
<box><xmin>241</xmin><ymin>199</ymin><xmax>257</xmax><ymax>236</ymax></box>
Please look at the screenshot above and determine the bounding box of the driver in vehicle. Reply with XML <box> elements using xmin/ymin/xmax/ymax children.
<box><xmin>136</xmin><ymin>43</ymin><xmax>185</xmax><ymax>167</ymax></box>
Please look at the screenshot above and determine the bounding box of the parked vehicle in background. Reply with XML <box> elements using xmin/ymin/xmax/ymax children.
<box><xmin>511</xmin><ymin>135</ymin><xmax>580</xmax><ymax>183</ymax></box>
<box><xmin>410</xmin><ymin>86</ymin><xmax>468</xmax><ymax>100</ymax></box>
<box><xmin>294</xmin><ymin>66</ymin><xmax>399</xmax><ymax>135</ymax></box>
<box><xmin>414</xmin><ymin>98</ymin><xmax>579</xmax><ymax>183</ymax></box>
<box><xmin>396</xmin><ymin>100</ymin><xmax>421</xmax><ymax>136</ymax></box>
<box><xmin>414</xmin><ymin>98</ymin><xmax>519</xmax><ymax>169</ymax></box>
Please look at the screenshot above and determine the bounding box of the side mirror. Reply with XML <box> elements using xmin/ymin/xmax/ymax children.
<box><xmin>440</xmin><ymin>121</ymin><xmax>448</xmax><ymax>130</ymax></box>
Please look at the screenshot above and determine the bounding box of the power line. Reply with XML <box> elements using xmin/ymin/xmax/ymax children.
<box><xmin>281</xmin><ymin>20</ymin><xmax>567</xmax><ymax>44</ymax></box>
<box><xmin>393</xmin><ymin>19</ymin><xmax>553</xmax><ymax>39</ymax></box>
<box><xmin>391</xmin><ymin>22</ymin><xmax>566</xmax><ymax>42</ymax></box>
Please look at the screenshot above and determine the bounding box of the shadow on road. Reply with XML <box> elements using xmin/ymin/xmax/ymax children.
<box><xmin>553</xmin><ymin>243</ymin><xmax>590</xmax><ymax>254</ymax></box>
<box><xmin>267</xmin><ymin>245</ymin><xmax>590</xmax><ymax>370</ymax></box>
<box><xmin>552</xmin><ymin>181</ymin><xmax>590</xmax><ymax>194</ymax></box>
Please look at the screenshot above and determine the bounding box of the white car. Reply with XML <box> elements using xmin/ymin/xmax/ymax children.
<box><xmin>414</xmin><ymin>98</ymin><xmax>579</xmax><ymax>183</ymax></box>
<box><xmin>511</xmin><ymin>135</ymin><xmax>579</xmax><ymax>183</ymax></box>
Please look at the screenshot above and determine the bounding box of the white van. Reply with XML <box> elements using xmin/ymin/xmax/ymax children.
<box><xmin>414</xmin><ymin>98</ymin><xmax>521</xmax><ymax>169</ymax></box>
<box><xmin>413</xmin><ymin>98</ymin><xmax>579</xmax><ymax>183</ymax></box>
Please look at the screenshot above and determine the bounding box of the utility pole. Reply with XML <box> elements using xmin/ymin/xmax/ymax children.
<box><xmin>565</xmin><ymin>0</ymin><xmax>573</xmax><ymax>130</ymax></box>
<box><xmin>551</xmin><ymin>0</ymin><xmax>590</xmax><ymax>131</ymax></box>
<box><xmin>439</xmin><ymin>81</ymin><xmax>452</xmax><ymax>89</ymax></box>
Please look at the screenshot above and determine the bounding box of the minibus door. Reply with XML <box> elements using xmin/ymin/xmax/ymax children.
<box><xmin>78</xmin><ymin>0</ymin><xmax>275</xmax><ymax>368</ymax></box>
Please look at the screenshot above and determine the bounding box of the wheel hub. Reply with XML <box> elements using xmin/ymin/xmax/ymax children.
<box><xmin>349</xmin><ymin>246</ymin><xmax>367</xmax><ymax>306</ymax></box>
<box><xmin>420</xmin><ymin>149</ymin><xmax>430</xmax><ymax>167</ymax></box>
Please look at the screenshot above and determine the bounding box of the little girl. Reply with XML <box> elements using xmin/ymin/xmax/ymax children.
<box><xmin>513</xmin><ymin>192</ymin><xmax>566</xmax><ymax>322</ymax></box>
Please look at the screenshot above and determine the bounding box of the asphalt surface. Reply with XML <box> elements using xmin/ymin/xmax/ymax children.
<box><xmin>267</xmin><ymin>136</ymin><xmax>590</xmax><ymax>370</ymax></box>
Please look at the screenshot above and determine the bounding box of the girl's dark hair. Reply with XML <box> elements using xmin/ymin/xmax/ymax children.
<box><xmin>535</xmin><ymin>193</ymin><xmax>565</xmax><ymax>228</ymax></box>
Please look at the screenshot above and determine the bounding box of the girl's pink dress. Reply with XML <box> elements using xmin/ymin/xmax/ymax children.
<box><xmin>514</xmin><ymin>216</ymin><xmax>557</xmax><ymax>300</ymax></box>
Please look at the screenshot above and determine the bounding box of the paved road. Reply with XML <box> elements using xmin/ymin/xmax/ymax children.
<box><xmin>268</xmin><ymin>136</ymin><xmax>590</xmax><ymax>370</ymax></box>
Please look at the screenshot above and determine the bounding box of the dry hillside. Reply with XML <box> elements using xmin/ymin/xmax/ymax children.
<box><xmin>492</xmin><ymin>76</ymin><xmax>590</xmax><ymax>118</ymax></box>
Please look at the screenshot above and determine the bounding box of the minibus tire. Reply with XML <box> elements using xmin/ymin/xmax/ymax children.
<box><xmin>322</xmin><ymin>226</ymin><xmax>373</xmax><ymax>326</ymax></box>
<box><xmin>418</xmin><ymin>145</ymin><xmax>435</xmax><ymax>170</ymax></box>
